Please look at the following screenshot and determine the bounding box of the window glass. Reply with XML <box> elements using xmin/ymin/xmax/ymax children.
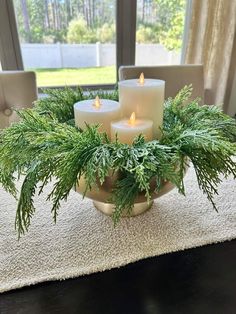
<box><xmin>136</xmin><ymin>0</ymin><xmax>186</xmax><ymax>65</ymax></box>
<box><xmin>14</xmin><ymin>0</ymin><xmax>116</xmax><ymax>87</ymax></box>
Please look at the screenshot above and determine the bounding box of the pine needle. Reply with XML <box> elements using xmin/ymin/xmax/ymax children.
<box><xmin>0</xmin><ymin>85</ymin><xmax>235</xmax><ymax>237</ymax></box>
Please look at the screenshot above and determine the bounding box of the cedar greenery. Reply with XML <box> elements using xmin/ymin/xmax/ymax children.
<box><xmin>0</xmin><ymin>86</ymin><xmax>235</xmax><ymax>237</ymax></box>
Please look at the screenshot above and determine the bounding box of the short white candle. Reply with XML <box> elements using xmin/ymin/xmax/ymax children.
<box><xmin>111</xmin><ymin>112</ymin><xmax>153</xmax><ymax>145</ymax></box>
<box><xmin>119</xmin><ymin>73</ymin><xmax>165</xmax><ymax>139</ymax></box>
<box><xmin>74</xmin><ymin>96</ymin><xmax>121</xmax><ymax>138</ymax></box>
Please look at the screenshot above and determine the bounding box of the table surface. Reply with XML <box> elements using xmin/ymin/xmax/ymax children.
<box><xmin>0</xmin><ymin>239</ymin><xmax>236</xmax><ymax>314</ymax></box>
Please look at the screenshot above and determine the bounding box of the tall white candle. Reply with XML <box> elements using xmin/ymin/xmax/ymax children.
<box><xmin>119</xmin><ymin>73</ymin><xmax>165</xmax><ymax>139</ymax></box>
<box><xmin>111</xmin><ymin>112</ymin><xmax>153</xmax><ymax>145</ymax></box>
<box><xmin>74</xmin><ymin>96</ymin><xmax>121</xmax><ymax>138</ymax></box>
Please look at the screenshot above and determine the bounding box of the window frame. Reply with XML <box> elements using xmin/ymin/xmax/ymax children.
<box><xmin>0</xmin><ymin>0</ymin><xmax>190</xmax><ymax>91</ymax></box>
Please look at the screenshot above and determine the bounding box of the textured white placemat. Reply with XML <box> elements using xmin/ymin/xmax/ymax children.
<box><xmin>0</xmin><ymin>165</ymin><xmax>235</xmax><ymax>293</ymax></box>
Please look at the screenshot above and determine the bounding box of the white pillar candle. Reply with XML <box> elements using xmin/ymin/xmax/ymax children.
<box><xmin>74</xmin><ymin>96</ymin><xmax>121</xmax><ymax>138</ymax></box>
<box><xmin>118</xmin><ymin>73</ymin><xmax>165</xmax><ymax>139</ymax></box>
<box><xmin>111</xmin><ymin>112</ymin><xmax>153</xmax><ymax>145</ymax></box>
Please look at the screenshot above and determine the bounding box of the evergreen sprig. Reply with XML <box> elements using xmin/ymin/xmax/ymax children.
<box><xmin>34</xmin><ymin>86</ymin><xmax>118</xmax><ymax>125</ymax></box>
<box><xmin>0</xmin><ymin>86</ymin><xmax>235</xmax><ymax>237</ymax></box>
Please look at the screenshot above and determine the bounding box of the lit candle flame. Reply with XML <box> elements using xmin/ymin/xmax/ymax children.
<box><xmin>129</xmin><ymin>112</ymin><xmax>136</xmax><ymax>125</ymax></box>
<box><xmin>93</xmin><ymin>95</ymin><xmax>101</xmax><ymax>108</ymax></box>
<box><xmin>139</xmin><ymin>72</ymin><xmax>145</xmax><ymax>85</ymax></box>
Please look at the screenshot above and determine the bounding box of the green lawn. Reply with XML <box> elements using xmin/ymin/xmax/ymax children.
<box><xmin>33</xmin><ymin>66</ymin><xmax>116</xmax><ymax>87</ymax></box>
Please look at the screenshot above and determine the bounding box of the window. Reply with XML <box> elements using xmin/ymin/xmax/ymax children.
<box><xmin>13</xmin><ymin>0</ymin><xmax>116</xmax><ymax>88</ymax></box>
<box><xmin>136</xmin><ymin>0</ymin><xmax>187</xmax><ymax>66</ymax></box>
<box><xmin>0</xmin><ymin>0</ymin><xmax>190</xmax><ymax>89</ymax></box>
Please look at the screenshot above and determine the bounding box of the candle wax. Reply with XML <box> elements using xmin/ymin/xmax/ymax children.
<box><xmin>111</xmin><ymin>118</ymin><xmax>153</xmax><ymax>145</ymax></box>
<box><xmin>74</xmin><ymin>99</ymin><xmax>121</xmax><ymax>138</ymax></box>
<box><xmin>119</xmin><ymin>79</ymin><xmax>165</xmax><ymax>139</ymax></box>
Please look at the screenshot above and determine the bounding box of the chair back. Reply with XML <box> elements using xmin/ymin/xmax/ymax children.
<box><xmin>0</xmin><ymin>71</ymin><xmax>37</xmax><ymax>128</ymax></box>
<box><xmin>119</xmin><ymin>65</ymin><xmax>204</xmax><ymax>103</ymax></box>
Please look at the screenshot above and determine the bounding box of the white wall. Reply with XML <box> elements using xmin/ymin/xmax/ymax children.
<box><xmin>21</xmin><ymin>43</ymin><xmax>98</xmax><ymax>68</ymax></box>
<box><xmin>22</xmin><ymin>44</ymin><xmax>62</xmax><ymax>68</ymax></box>
<box><xmin>136</xmin><ymin>44</ymin><xmax>180</xmax><ymax>65</ymax></box>
<box><xmin>21</xmin><ymin>43</ymin><xmax>180</xmax><ymax>69</ymax></box>
<box><xmin>100</xmin><ymin>44</ymin><xmax>116</xmax><ymax>66</ymax></box>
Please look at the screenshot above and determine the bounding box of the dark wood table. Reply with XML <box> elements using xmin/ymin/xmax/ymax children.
<box><xmin>1</xmin><ymin>239</ymin><xmax>236</xmax><ymax>314</ymax></box>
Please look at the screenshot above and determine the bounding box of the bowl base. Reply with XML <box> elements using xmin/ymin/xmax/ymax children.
<box><xmin>93</xmin><ymin>200</ymin><xmax>154</xmax><ymax>217</ymax></box>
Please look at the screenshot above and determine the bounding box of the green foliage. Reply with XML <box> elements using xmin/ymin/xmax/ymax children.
<box><xmin>136</xmin><ymin>0</ymin><xmax>186</xmax><ymax>50</ymax></box>
<box><xmin>159</xmin><ymin>11</ymin><xmax>185</xmax><ymax>50</ymax></box>
<box><xmin>34</xmin><ymin>86</ymin><xmax>85</xmax><ymax>123</ymax></box>
<box><xmin>136</xmin><ymin>25</ymin><xmax>157</xmax><ymax>44</ymax></box>
<box><xmin>15</xmin><ymin>0</ymin><xmax>185</xmax><ymax>48</ymax></box>
<box><xmin>67</xmin><ymin>19</ymin><xmax>115</xmax><ymax>44</ymax></box>
<box><xmin>67</xmin><ymin>18</ymin><xmax>94</xmax><ymax>44</ymax></box>
<box><xmin>43</xmin><ymin>29</ymin><xmax>67</xmax><ymax>44</ymax></box>
<box><xmin>14</xmin><ymin>0</ymin><xmax>116</xmax><ymax>44</ymax></box>
<box><xmin>34</xmin><ymin>86</ymin><xmax>118</xmax><ymax>124</ymax></box>
<box><xmin>0</xmin><ymin>86</ymin><xmax>235</xmax><ymax>237</ymax></box>
<box><xmin>97</xmin><ymin>23</ymin><xmax>115</xmax><ymax>43</ymax></box>
<box><xmin>86</xmin><ymin>88</ymin><xmax>119</xmax><ymax>103</ymax></box>
<box><xmin>156</xmin><ymin>0</ymin><xmax>186</xmax><ymax>50</ymax></box>
<box><xmin>160</xmin><ymin>86</ymin><xmax>236</xmax><ymax>208</ymax></box>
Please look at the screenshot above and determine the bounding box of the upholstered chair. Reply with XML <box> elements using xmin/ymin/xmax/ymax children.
<box><xmin>0</xmin><ymin>71</ymin><xmax>37</xmax><ymax>129</ymax></box>
<box><xmin>119</xmin><ymin>65</ymin><xmax>204</xmax><ymax>103</ymax></box>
